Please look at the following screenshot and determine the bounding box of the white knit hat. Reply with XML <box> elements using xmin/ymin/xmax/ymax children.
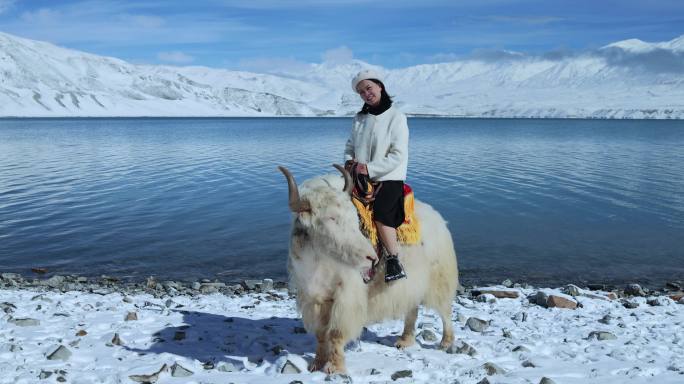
<box><xmin>351</xmin><ymin>69</ymin><xmax>383</xmax><ymax>92</ymax></box>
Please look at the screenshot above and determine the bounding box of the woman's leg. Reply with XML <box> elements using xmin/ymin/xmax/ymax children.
<box><xmin>375</xmin><ymin>220</ymin><xmax>406</xmax><ymax>282</ymax></box>
<box><xmin>375</xmin><ymin>221</ymin><xmax>399</xmax><ymax>255</ymax></box>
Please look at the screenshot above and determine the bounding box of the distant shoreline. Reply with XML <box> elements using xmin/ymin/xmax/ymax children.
<box><xmin>1</xmin><ymin>271</ymin><xmax>681</xmax><ymax>293</ymax></box>
<box><xmin>1</xmin><ymin>115</ymin><xmax>683</xmax><ymax>120</ymax></box>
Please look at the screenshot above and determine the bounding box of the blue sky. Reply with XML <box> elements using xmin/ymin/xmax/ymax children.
<box><xmin>0</xmin><ymin>0</ymin><xmax>682</xmax><ymax>71</ymax></box>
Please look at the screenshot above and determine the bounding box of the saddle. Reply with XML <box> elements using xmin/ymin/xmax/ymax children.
<box><xmin>345</xmin><ymin>162</ymin><xmax>421</xmax><ymax>250</ymax></box>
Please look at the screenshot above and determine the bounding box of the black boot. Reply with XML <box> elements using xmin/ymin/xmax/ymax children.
<box><xmin>384</xmin><ymin>254</ymin><xmax>406</xmax><ymax>282</ymax></box>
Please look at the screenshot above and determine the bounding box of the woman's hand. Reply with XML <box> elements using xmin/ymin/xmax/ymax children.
<box><xmin>355</xmin><ymin>163</ymin><xmax>368</xmax><ymax>175</ymax></box>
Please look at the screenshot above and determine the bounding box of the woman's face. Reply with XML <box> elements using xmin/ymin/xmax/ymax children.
<box><xmin>356</xmin><ymin>79</ymin><xmax>382</xmax><ymax>106</ymax></box>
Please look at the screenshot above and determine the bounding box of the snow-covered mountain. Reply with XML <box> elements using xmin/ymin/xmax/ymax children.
<box><xmin>1</xmin><ymin>31</ymin><xmax>683</xmax><ymax>118</ymax></box>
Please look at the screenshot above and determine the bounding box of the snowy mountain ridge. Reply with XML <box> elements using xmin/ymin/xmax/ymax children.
<box><xmin>1</xmin><ymin>31</ymin><xmax>683</xmax><ymax>118</ymax></box>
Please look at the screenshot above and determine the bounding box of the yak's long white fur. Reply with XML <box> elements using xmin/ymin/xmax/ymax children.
<box><xmin>286</xmin><ymin>172</ymin><xmax>459</xmax><ymax>372</ymax></box>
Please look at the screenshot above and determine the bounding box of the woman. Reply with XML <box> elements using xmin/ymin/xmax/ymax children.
<box><xmin>344</xmin><ymin>69</ymin><xmax>409</xmax><ymax>282</ymax></box>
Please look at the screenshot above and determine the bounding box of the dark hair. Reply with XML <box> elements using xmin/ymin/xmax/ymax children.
<box><xmin>359</xmin><ymin>79</ymin><xmax>393</xmax><ymax>115</ymax></box>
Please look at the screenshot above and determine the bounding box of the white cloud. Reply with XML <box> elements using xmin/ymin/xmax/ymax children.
<box><xmin>0</xmin><ymin>0</ymin><xmax>15</xmax><ymax>14</ymax></box>
<box><xmin>20</xmin><ymin>8</ymin><xmax>61</xmax><ymax>23</ymax></box>
<box><xmin>5</xmin><ymin>1</ymin><xmax>255</xmax><ymax>47</ymax></box>
<box><xmin>484</xmin><ymin>15</ymin><xmax>564</xmax><ymax>25</ymax></box>
<box><xmin>237</xmin><ymin>56</ymin><xmax>310</xmax><ymax>74</ymax></box>
<box><xmin>123</xmin><ymin>14</ymin><xmax>165</xmax><ymax>29</ymax></box>
<box><xmin>158</xmin><ymin>51</ymin><xmax>194</xmax><ymax>64</ymax></box>
<box><xmin>322</xmin><ymin>46</ymin><xmax>353</xmax><ymax>64</ymax></box>
<box><xmin>427</xmin><ymin>52</ymin><xmax>461</xmax><ymax>63</ymax></box>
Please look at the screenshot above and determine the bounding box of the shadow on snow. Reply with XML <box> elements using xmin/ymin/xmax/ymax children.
<box><xmin>125</xmin><ymin>309</ymin><xmax>438</xmax><ymax>367</ymax></box>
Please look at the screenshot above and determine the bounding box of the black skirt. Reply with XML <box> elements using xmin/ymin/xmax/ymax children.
<box><xmin>373</xmin><ymin>180</ymin><xmax>405</xmax><ymax>228</ymax></box>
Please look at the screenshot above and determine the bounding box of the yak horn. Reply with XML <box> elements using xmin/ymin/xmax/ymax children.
<box><xmin>333</xmin><ymin>163</ymin><xmax>353</xmax><ymax>195</ymax></box>
<box><xmin>278</xmin><ymin>166</ymin><xmax>311</xmax><ymax>213</ymax></box>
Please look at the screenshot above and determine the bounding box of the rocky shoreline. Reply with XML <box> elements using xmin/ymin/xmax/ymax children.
<box><xmin>0</xmin><ymin>272</ymin><xmax>288</xmax><ymax>297</ymax></box>
<box><xmin>1</xmin><ymin>272</ymin><xmax>682</xmax><ymax>307</ymax></box>
<box><xmin>2</xmin><ymin>272</ymin><xmax>683</xmax><ymax>383</ymax></box>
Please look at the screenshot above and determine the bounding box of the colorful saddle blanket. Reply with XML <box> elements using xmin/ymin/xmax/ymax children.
<box><xmin>351</xmin><ymin>183</ymin><xmax>421</xmax><ymax>248</ymax></box>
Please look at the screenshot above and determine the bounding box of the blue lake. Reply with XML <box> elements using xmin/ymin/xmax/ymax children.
<box><xmin>0</xmin><ymin>117</ymin><xmax>683</xmax><ymax>287</ymax></box>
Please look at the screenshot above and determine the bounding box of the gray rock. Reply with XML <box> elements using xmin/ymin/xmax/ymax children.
<box><xmin>530</xmin><ymin>291</ymin><xmax>549</xmax><ymax>307</ymax></box>
<box><xmin>326</xmin><ymin>373</ymin><xmax>353</xmax><ymax>383</ymax></box>
<box><xmin>242</xmin><ymin>279</ymin><xmax>262</xmax><ymax>291</ymax></box>
<box><xmin>47</xmin><ymin>345</ymin><xmax>72</xmax><ymax>361</ymax></box>
<box><xmin>217</xmin><ymin>362</ymin><xmax>237</xmax><ymax>372</ymax></box>
<box><xmin>418</xmin><ymin>329</ymin><xmax>438</xmax><ymax>342</ymax></box>
<box><xmin>622</xmin><ymin>299</ymin><xmax>639</xmax><ymax>309</ymax></box>
<box><xmin>163</xmin><ymin>281</ymin><xmax>180</xmax><ymax>290</ymax></box>
<box><xmin>192</xmin><ymin>282</ymin><xmax>201</xmax><ymax>290</ymax></box>
<box><xmin>456</xmin><ymin>312</ymin><xmax>468</xmax><ymax>323</ymax></box>
<box><xmin>625</xmin><ymin>284</ymin><xmax>646</xmax><ymax>296</ymax></box>
<box><xmin>502</xmin><ymin>279</ymin><xmax>514</xmax><ymax>288</ymax></box>
<box><xmin>38</xmin><ymin>370</ymin><xmax>53</xmax><ymax>379</ymax></box>
<box><xmin>502</xmin><ymin>328</ymin><xmax>512</xmax><ymax>338</ymax></box>
<box><xmin>165</xmin><ymin>299</ymin><xmax>175</xmax><ymax>308</ymax></box>
<box><xmin>466</xmin><ymin>317</ymin><xmax>489</xmax><ymax>332</ymax></box>
<box><xmin>587</xmin><ymin>283</ymin><xmax>606</xmax><ymax>291</ymax></box>
<box><xmin>513</xmin><ymin>345</ymin><xmax>530</xmax><ymax>353</ymax></box>
<box><xmin>44</xmin><ymin>275</ymin><xmax>66</xmax><ymax>288</ymax></box>
<box><xmin>289</xmin><ymin>381</ymin><xmax>304</xmax><ymax>384</ymax></box>
<box><xmin>170</xmin><ymin>362</ymin><xmax>193</xmax><ymax>377</ymax></box>
<box><xmin>111</xmin><ymin>333</ymin><xmax>124</xmax><ymax>346</ymax></box>
<box><xmin>446</xmin><ymin>340</ymin><xmax>477</xmax><ymax>356</ymax></box>
<box><xmin>539</xmin><ymin>377</ymin><xmax>557</xmax><ymax>384</ymax></box>
<box><xmin>129</xmin><ymin>363</ymin><xmax>167</xmax><ymax>383</ymax></box>
<box><xmin>1</xmin><ymin>273</ymin><xmax>22</xmax><ymax>281</ymax></box>
<box><xmin>477</xmin><ymin>293</ymin><xmax>497</xmax><ymax>303</ymax></box>
<box><xmin>522</xmin><ymin>360</ymin><xmax>536</xmax><ymax>368</ymax></box>
<box><xmin>174</xmin><ymin>331</ymin><xmax>186</xmax><ymax>341</ymax></box>
<box><xmin>665</xmin><ymin>281</ymin><xmax>682</xmax><ymax>290</ymax></box>
<box><xmin>1</xmin><ymin>302</ymin><xmax>16</xmax><ymax>314</ymax></box>
<box><xmin>647</xmin><ymin>297</ymin><xmax>672</xmax><ymax>306</ymax></box>
<box><xmin>680</xmin><ymin>297</ymin><xmax>684</xmax><ymax>305</ymax></box>
<box><xmin>369</xmin><ymin>368</ymin><xmax>381</xmax><ymax>375</ymax></box>
<box><xmin>261</xmin><ymin>278</ymin><xmax>274</xmax><ymax>292</ymax></box>
<box><xmin>391</xmin><ymin>370</ymin><xmax>412</xmax><ymax>380</ymax></box>
<box><xmin>146</xmin><ymin>276</ymin><xmax>157</xmax><ymax>289</ymax></box>
<box><xmin>589</xmin><ymin>331</ymin><xmax>617</xmax><ymax>341</ymax></box>
<box><xmin>200</xmin><ymin>285</ymin><xmax>218</xmax><ymax>294</ymax></box>
<box><xmin>63</xmin><ymin>283</ymin><xmax>82</xmax><ymax>291</ymax></box>
<box><xmin>31</xmin><ymin>294</ymin><xmax>52</xmax><ymax>302</ymax></box>
<box><xmin>476</xmin><ymin>379</ymin><xmax>490</xmax><ymax>384</ymax></box>
<box><xmin>564</xmin><ymin>284</ymin><xmax>582</xmax><ymax>296</ymax></box>
<box><xmin>512</xmin><ymin>312</ymin><xmax>528</xmax><ymax>322</ymax></box>
<box><xmin>482</xmin><ymin>362</ymin><xmax>506</xmax><ymax>375</ymax></box>
<box><xmin>281</xmin><ymin>360</ymin><xmax>301</xmax><ymax>374</ymax></box>
<box><xmin>598</xmin><ymin>314</ymin><xmax>614</xmax><ymax>324</ymax></box>
<box><xmin>9</xmin><ymin>318</ymin><xmax>40</xmax><ymax>327</ymax></box>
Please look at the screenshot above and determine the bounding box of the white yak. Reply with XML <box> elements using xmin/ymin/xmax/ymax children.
<box><xmin>279</xmin><ymin>165</ymin><xmax>459</xmax><ymax>374</ymax></box>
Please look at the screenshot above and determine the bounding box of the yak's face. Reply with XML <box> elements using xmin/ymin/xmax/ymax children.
<box><xmin>289</xmin><ymin>174</ymin><xmax>377</xmax><ymax>278</ymax></box>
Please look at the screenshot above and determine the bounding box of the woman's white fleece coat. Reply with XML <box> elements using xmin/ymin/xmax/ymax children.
<box><xmin>343</xmin><ymin>106</ymin><xmax>409</xmax><ymax>182</ymax></box>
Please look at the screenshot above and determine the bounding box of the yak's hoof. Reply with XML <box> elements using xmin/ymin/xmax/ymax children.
<box><xmin>309</xmin><ymin>358</ymin><xmax>327</xmax><ymax>372</ymax></box>
<box><xmin>438</xmin><ymin>337</ymin><xmax>454</xmax><ymax>350</ymax></box>
<box><xmin>323</xmin><ymin>361</ymin><xmax>346</xmax><ymax>374</ymax></box>
<box><xmin>394</xmin><ymin>336</ymin><xmax>416</xmax><ymax>349</ymax></box>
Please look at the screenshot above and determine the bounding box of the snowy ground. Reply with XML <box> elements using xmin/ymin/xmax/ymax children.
<box><xmin>1</xmin><ymin>285</ymin><xmax>683</xmax><ymax>384</ymax></box>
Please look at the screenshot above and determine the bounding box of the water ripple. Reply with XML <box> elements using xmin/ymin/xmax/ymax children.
<box><xmin>0</xmin><ymin>117</ymin><xmax>682</xmax><ymax>286</ymax></box>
